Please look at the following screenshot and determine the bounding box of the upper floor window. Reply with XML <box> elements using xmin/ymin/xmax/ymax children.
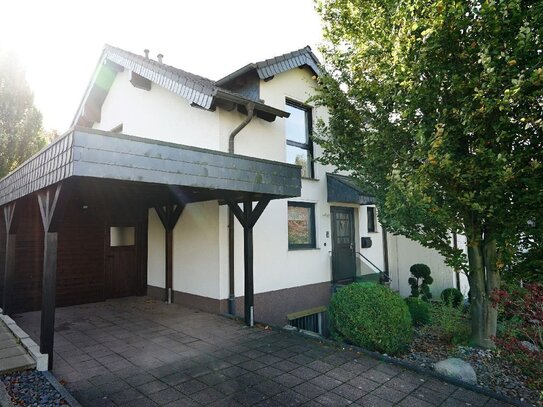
<box><xmin>285</xmin><ymin>99</ymin><xmax>313</xmax><ymax>178</ymax></box>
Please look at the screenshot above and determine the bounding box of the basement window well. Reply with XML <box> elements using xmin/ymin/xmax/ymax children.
<box><xmin>110</xmin><ymin>227</ymin><xmax>135</xmax><ymax>246</ymax></box>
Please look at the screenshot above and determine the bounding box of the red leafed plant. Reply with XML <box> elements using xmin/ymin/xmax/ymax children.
<box><xmin>491</xmin><ymin>283</ymin><xmax>543</xmax><ymax>391</ymax></box>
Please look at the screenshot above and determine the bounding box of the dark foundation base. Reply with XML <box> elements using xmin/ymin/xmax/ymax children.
<box><xmin>147</xmin><ymin>281</ymin><xmax>331</xmax><ymax>326</ymax></box>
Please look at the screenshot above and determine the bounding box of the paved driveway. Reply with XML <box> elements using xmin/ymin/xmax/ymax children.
<box><xmin>15</xmin><ymin>297</ymin><xmax>510</xmax><ymax>406</ymax></box>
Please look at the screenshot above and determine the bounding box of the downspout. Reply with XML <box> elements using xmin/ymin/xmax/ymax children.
<box><xmin>228</xmin><ymin>103</ymin><xmax>255</xmax><ymax>316</ymax></box>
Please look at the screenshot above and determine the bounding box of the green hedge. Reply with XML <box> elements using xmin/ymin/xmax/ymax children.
<box><xmin>329</xmin><ymin>283</ymin><xmax>412</xmax><ymax>354</ymax></box>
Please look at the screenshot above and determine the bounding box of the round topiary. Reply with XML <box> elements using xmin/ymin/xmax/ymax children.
<box><xmin>329</xmin><ymin>283</ymin><xmax>413</xmax><ymax>355</ymax></box>
<box><xmin>441</xmin><ymin>288</ymin><xmax>464</xmax><ymax>308</ymax></box>
<box><xmin>404</xmin><ymin>297</ymin><xmax>430</xmax><ymax>326</ymax></box>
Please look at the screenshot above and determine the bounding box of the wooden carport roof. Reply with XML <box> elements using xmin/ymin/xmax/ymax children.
<box><xmin>0</xmin><ymin>127</ymin><xmax>301</xmax><ymax>207</ymax></box>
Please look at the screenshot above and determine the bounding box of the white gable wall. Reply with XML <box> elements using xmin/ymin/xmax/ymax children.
<box><xmin>93</xmin><ymin>70</ymin><xmax>220</xmax><ymax>150</ymax></box>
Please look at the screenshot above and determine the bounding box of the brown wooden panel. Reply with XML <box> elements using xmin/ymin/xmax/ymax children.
<box><xmin>9</xmin><ymin>179</ymin><xmax>149</xmax><ymax>313</ymax></box>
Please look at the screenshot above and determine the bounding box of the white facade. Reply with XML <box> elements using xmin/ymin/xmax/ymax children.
<box><xmin>89</xmin><ymin>47</ymin><xmax>459</xmax><ymax>323</ymax></box>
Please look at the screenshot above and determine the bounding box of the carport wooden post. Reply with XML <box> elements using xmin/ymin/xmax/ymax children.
<box><xmin>154</xmin><ymin>200</ymin><xmax>185</xmax><ymax>304</ymax></box>
<box><xmin>227</xmin><ymin>199</ymin><xmax>270</xmax><ymax>327</ymax></box>
<box><xmin>37</xmin><ymin>184</ymin><xmax>62</xmax><ymax>370</ymax></box>
<box><xmin>2</xmin><ymin>203</ymin><xmax>17</xmax><ymax>315</ymax></box>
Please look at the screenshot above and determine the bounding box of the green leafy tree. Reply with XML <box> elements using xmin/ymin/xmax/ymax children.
<box><xmin>314</xmin><ymin>0</ymin><xmax>543</xmax><ymax>347</ymax></box>
<box><xmin>0</xmin><ymin>50</ymin><xmax>45</xmax><ymax>178</ymax></box>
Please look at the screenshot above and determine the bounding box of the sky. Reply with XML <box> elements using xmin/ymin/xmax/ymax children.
<box><xmin>0</xmin><ymin>0</ymin><xmax>323</xmax><ymax>132</ymax></box>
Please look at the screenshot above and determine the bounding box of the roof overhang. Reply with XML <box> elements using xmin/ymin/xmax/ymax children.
<box><xmin>326</xmin><ymin>173</ymin><xmax>375</xmax><ymax>205</ymax></box>
<box><xmin>72</xmin><ymin>46</ymin><xmax>290</xmax><ymax>128</ymax></box>
<box><xmin>0</xmin><ymin>127</ymin><xmax>302</xmax><ymax>207</ymax></box>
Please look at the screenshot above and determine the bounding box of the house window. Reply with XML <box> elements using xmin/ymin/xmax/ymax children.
<box><xmin>285</xmin><ymin>99</ymin><xmax>313</xmax><ymax>178</ymax></box>
<box><xmin>288</xmin><ymin>202</ymin><xmax>316</xmax><ymax>249</ymax></box>
<box><xmin>367</xmin><ymin>207</ymin><xmax>377</xmax><ymax>233</ymax></box>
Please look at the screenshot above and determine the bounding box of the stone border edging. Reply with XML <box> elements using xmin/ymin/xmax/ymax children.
<box><xmin>42</xmin><ymin>371</ymin><xmax>82</xmax><ymax>407</ymax></box>
<box><xmin>291</xmin><ymin>328</ymin><xmax>532</xmax><ymax>407</ymax></box>
<box><xmin>0</xmin><ymin>309</ymin><xmax>47</xmax><ymax>371</ymax></box>
<box><xmin>0</xmin><ymin>381</ymin><xmax>14</xmax><ymax>407</ymax></box>
<box><xmin>219</xmin><ymin>314</ymin><xmax>531</xmax><ymax>407</ymax></box>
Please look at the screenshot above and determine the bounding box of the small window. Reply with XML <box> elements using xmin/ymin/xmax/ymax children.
<box><xmin>285</xmin><ymin>100</ymin><xmax>313</xmax><ymax>178</ymax></box>
<box><xmin>110</xmin><ymin>227</ymin><xmax>135</xmax><ymax>246</ymax></box>
<box><xmin>288</xmin><ymin>202</ymin><xmax>316</xmax><ymax>249</ymax></box>
<box><xmin>367</xmin><ymin>207</ymin><xmax>377</xmax><ymax>233</ymax></box>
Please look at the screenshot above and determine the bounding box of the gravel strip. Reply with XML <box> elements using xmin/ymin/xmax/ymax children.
<box><xmin>1</xmin><ymin>370</ymin><xmax>69</xmax><ymax>407</ymax></box>
<box><xmin>399</xmin><ymin>327</ymin><xmax>541</xmax><ymax>406</ymax></box>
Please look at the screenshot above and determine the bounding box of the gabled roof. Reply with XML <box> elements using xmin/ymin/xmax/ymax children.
<box><xmin>216</xmin><ymin>46</ymin><xmax>321</xmax><ymax>86</ymax></box>
<box><xmin>73</xmin><ymin>45</ymin><xmax>291</xmax><ymax>127</ymax></box>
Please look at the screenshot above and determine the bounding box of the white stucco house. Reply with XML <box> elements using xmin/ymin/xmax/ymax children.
<box><xmin>0</xmin><ymin>45</ymin><xmax>466</xmax><ymax>341</ymax></box>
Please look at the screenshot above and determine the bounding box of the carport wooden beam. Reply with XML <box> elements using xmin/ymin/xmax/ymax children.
<box><xmin>2</xmin><ymin>202</ymin><xmax>17</xmax><ymax>315</ymax></box>
<box><xmin>154</xmin><ymin>199</ymin><xmax>185</xmax><ymax>304</ymax></box>
<box><xmin>227</xmin><ymin>198</ymin><xmax>270</xmax><ymax>327</ymax></box>
<box><xmin>37</xmin><ymin>184</ymin><xmax>62</xmax><ymax>371</ymax></box>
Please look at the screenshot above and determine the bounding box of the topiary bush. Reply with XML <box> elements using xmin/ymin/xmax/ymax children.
<box><xmin>404</xmin><ymin>297</ymin><xmax>430</xmax><ymax>326</ymax></box>
<box><xmin>441</xmin><ymin>288</ymin><xmax>464</xmax><ymax>308</ymax></box>
<box><xmin>329</xmin><ymin>283</ymin><xmax>412</xmax><ymax>354</ymax></box>
<box><xmin>408</xmin><ymin>263</ymin><xmax>433</xmax><ymax>301</ymax></box>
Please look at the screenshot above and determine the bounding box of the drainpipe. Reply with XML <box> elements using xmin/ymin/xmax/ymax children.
<box><xmin>228</xmin><ymin>103</ymin><xmax>255</xmax><ymax>316</ymax></box>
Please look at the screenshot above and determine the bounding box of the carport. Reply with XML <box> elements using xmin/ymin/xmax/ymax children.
<box><xmin>0</xmin><ymin>127</ymin><xmax>301</xmax><ymax>369</ymax></box>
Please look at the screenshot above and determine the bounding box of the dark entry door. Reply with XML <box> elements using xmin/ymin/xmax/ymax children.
<box><xmin>106</xmin><ymin>226</ymin><xmax>138</xmax><ymax>298</ymax></box>
<box><xmin>331</xmin><ymin>207</ymin><xmax>356</xmax><ymax>282</ymax></box>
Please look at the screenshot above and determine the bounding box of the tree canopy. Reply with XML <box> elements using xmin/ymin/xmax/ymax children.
<box><xmin>0</xmin><ymin>50</ymin><xmax>45</xmax><ymax>178</ymax></box>
<box><xmin>314</xmin><ymin>0</ymin><xmax>543</xmax><ymax>346</ymax></box>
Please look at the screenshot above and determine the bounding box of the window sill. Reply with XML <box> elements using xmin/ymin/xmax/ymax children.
<box><xmin>301</xmin><ymin>177</ymin><xmax>319</xmax><ymax>182</ymax></box>
<box><xmin>288</xmin><ymin>247</ymin><xmax>320</xmax><ymax>251</ymax></box>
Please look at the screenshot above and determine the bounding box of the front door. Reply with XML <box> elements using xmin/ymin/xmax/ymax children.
<box><xmin>105</xmin><ymin>226</ymin><xmax>138</xmax><ymax>298</ymax></box>
<box><xmin>331</xmin><ymin>206</ymin><xmax>356</xmax><ymax>283</ymax></box>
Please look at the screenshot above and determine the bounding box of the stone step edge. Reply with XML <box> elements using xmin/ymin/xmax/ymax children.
<box><xmin>0</xmin><ymin>309</ymin><xmax>48</xmax><ymax>372</ymax></box>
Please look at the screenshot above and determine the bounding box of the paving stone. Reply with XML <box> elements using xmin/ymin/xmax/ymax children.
<box><xmin>292</xmin><ymin>381</ymin><xmax>327</xmax><ymax>398</ymax></box>
<box><xmin>326</xmin><ymin>367</ymin><xmax>358</xmax><ymax>382</ymax></box>
<box><xmin>451</xmin><ymin>388</ymin><xmax>489</xmax><ymax>406</ymax></box>
<box><xmin>189</xmin><ymin>387</ymin><xmax>224</xmax><ymax>404</ymax></box>
<box><xmin>307</xmin><ymin>360</ymin><xmax>335</xmax><ymax>373</ymax></box>
<box><xmin>175</xmin><ymin>379</ymin><xmax>208</xmax><ymax>395</ymax></box>
<box><xmin>332</xmin><ymin>382</ymin><xmax>369</xmax><ymax>401</ymax></box>
<box><xmin>109</xmin><ymin>388</ymin><xmax>145</xmax><ymax>404</ymax></box>
<box><xmin>370</xmin><ymin>385</ymin><xmax>408</xmax><ymax>403</ymax></box>
<box><xmin>233</xmin><ymin>387</ymin><xmax>267</xmax><ymax>405</ymax></box>
<box><xmin>309</xmin><ymin>374</ymin><xmax>343</xmax><ymax>391</ymax></box>
<box><xmin>253</xmin><ymin>380</ymin><xmax>288</xmax><ymax>397</ymax></box>
<box><xmin>384</xmin><ymin>376</ymin><xmax>422</xmax><ymax>393</ymax></box>
<box><xmin>356</xmin><ymin>393</ymin><xmax>395</xmax><ymax>407</ymax></box>
<box><xmin>290</xmin><ymin>366</ymin><xmax>321</xmax><ymax>380</ymax></box>
<box><xmin>273</xmin><ymin>372</ymin><xmax>306</xmax><ymax>388</ymax></box>
<box><xmin>315</xmin><ymin>391</ymin><xmax>352</xmax><ymax>406</ymax></box>
<box><xmin>272</xmin><ymin>389</ymin><xmax>309</xmax><ymax>406</ymax></box>
<box><xmin>138</xmin><ymin>380</ymin><xmax>170</xmax><ymax>395</ymax></box>
<box><xmin>147</xmin><ymin>387</ymin><xmax>184</xmax><ymax>405</ymax></box>
<box><xmin>411</xmin><ymin>385</ymin><xmax>449</xmax><ymax>405</ymax></box>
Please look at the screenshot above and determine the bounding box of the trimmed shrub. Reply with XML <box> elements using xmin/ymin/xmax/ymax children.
<box><xmin>430</xmin><ymin>302</ymin><xmax>470</xmax><ymax>345</ymax></box>
<box><xmin>408</xmin><ymin>263</ymin><xmax>433</xmax><ymax>301</ymax></box>
<box><xmin>441</xmin><ymin>288</ymin><xmax>464</xmax><ymax>308</ymax></box>
<box><xmin>405</xmin><ymin>297</ymin><xmax>430</xmax><ymax>326</ymax></box>
<box><xmin>329</xmin><ymin>283</ymin><xmax>412</xmax><ymax>354</ymax></box>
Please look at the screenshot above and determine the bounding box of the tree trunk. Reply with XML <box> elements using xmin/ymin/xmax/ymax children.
<box><xmin>483</xmin><ymin>235</ymin><xmax>500</xmax><ymax>342</ymax></box>
<box><xmin>466</xmin><ymin>226</ymin><xmax>500</xmax><ymax>348</ymax></box>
